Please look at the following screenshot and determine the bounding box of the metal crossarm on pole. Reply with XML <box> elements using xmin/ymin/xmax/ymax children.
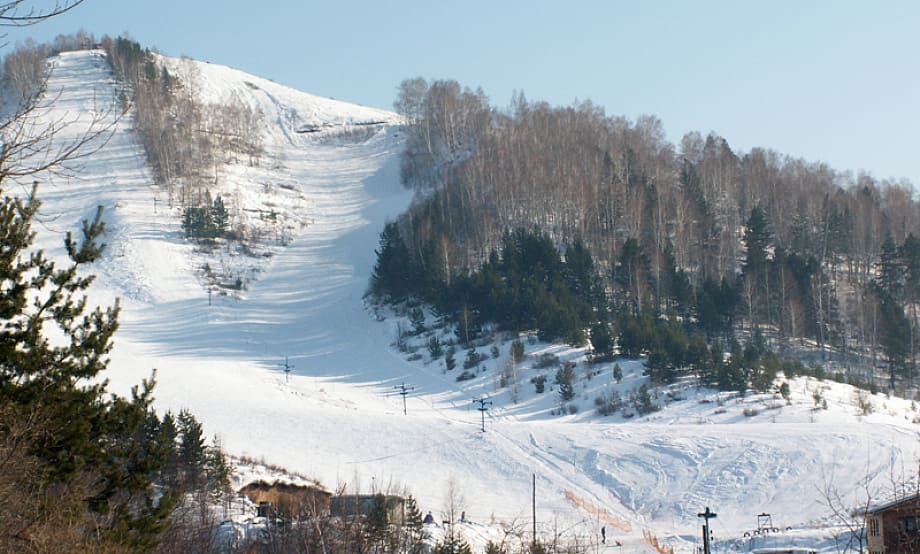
<box><xmin>472</xmin><ymin>397</ymin><xmax>492</xmax><ymax>432</ymax></box>
<box><xmin>394</xmin><ymin>383</ymin><xmax>415</xmax><ymax>414</ymax></box>
<box><xmin>697</xmin><ymin>506</ymin><xmax>717</xmax><ymax>554</ymax></box>
<box><xmin>281</xmin><ymin>356</ymin><xmax>293</xmax><ymax>383</ymax></box>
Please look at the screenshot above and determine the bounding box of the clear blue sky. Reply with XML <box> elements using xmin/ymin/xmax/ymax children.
<box><xmin>7</xmin><ymin>0</ymin><xmax>919</xmax><ymax>186</ymax></box>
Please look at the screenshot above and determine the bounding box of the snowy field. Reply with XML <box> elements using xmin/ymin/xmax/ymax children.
<box><xmin>18</xmin><ymin>50</ymin><xmax>920</xmax><ymax>553</ymax></box>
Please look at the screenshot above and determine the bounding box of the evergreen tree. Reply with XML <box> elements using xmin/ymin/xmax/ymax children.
<box><xmin>428</xmin><ymin>336</ymin><xmax>444</xmax><ymax>359</ymax></box>
<box><xmin>636</xmin><ymin>383</ymin><xmax>655</xmax><ymax>414</ymax></box>
<box><xmin>205</xmin><ymin>436</ymin><xmax>232</xmax><ymax>501</ymax></box>
<box><xmin>589</xmin><ymin>321</ymin><xmax>614</xmax><ymax>360</ymax></box>
<box><xmin>370</xmin><ymin>221</ymin><xmax>413</xmax><ymax>300</ymax></box>
<box><xmin>177</xmin><ymin>408</ymin><xmax>206</xmax><ymax>487</ymax></box>
<box><xmin>878</xmin><ymin>290</ymin><xmax>910</xmax><ymax>389</ymax></box>
<box><xmin>878</xmin><ymin>234</ymin><xmax>904</xmax><ymax>300</ymax></box>
<box><xmin>211</xmin><ymin>193</ymin><xmax>229</xmax><ymax>235</ymax></box>
<box><xmin>511</xmin><ymin>339</ymin><xmax>525</xmax><ymax>364</ymax></box>
<box><xmin>434</xmin><ymin>534</ymin><xmax>473</xmax><ymax>554</ymax></box>
<box><xmin>0</xmin><ymin>186</ymin><xmax>175</xmax><ymax>547</ymax></box>
<box><xmin>615</xmin><ymin>237</ymin><xmax>649</xmax><ymax>315</ymax></box>
<box><xmin>159</xmin><ymin>410</ymin><xmax>180</xmax><ymax>486</ymax></box>
<box><xmin>742</xmin><ymin>205</ymin><xmax>773</xmax><ymax>330</ymax></box>
<box><xmin>556</xmin><ymin>364</ymin><xmax>575</xmax><ymax>402</ymax></box>
<box><xmin>564</xmin><ymin>237</ymin><xmax>602</xmax><ymax>310</ymax></box>
<box><xmin>400</xmin><ymin>495</ymin><xmax>427</xmax><ymax>554</ymax></box>
<box><xmin>901</xmin><ymin>234</ymin><xmax>920</xmax><ymax>379</ymax></box>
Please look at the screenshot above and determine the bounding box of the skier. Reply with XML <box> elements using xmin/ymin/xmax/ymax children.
<box><xmin>423</xmin><ymin>511</ymin><xmax>434</xmax><ymax>524</ymax></box>
<box><xmin>601</xmin><ymin>526</ymin><xmax>606</xmax><ymax>544</ymax></box>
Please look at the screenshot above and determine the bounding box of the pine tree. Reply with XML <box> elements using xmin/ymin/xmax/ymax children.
<box><xmin>206</xmin><ymin>435</ymin><xmax>232</xmax><ymax>501</ymax></box>
<box><xmin>511</xmin><ymin>338</ymin><xmax>525</xmax><ymax>364</ymax></box>
<box><xmin>613</xmin><ymin>363</ymin><xmax>623</xmax><ymax>383</ymax></box>
<box><xmin>159</xmin><ymin>410</ymin><xmax>181</xmax><ymax>486</ymax></box>
<box><xmin>445</xmin><ymin>347</ymin><xmax>457</xmax><ymax>371</ymax></box>
<box><xmin>434</xmin><ymin>535</ymin><xmax>473</xmax><ymax>554</ymax></box>
<box><xmin>177</xmin><ymin>408</ymin><xmax>207</xmax><ymax>487</ymax></box>
<box><xmin>370</xmin><ymin>221</ymin><xmax>413</xmax><ymax>300</ymax></box>
<box><xmin>589</xmin><ymin>321</ymin><xmax>614</xmax><ymax>360</ymax></box>
<box><xmin>879</xmin><ymin>234</ymin><xmax>904</xmax><ymax>300</ymax></box>
<box><xmin>556</xmin><ymin>364</ymin><xmax>575</xmax><ymax>402</ymax></box>
<box><xmin>0</xmin><ymin>185</ymin><xmax>175</xmax><ymax>547</ymax></box>
<box><xmin>428</xmin><ymin>335</ymin><xmax>444</xmax><ymax>359</ymax></box>
<box><xmin>211</xmin><ymin>193</ymin><xmax>229</xmax><ymax>236</ymax></box>
<box><xmin>878</xmin><ymin>290</ymin><xmax>910</xmax><ymax>389</ymax></box>
<box><xmin>742</xmin><ymin>206</ymin><xmax>773</xmax><ymax>331</ymax></box>
<box><xmin>401</xmin><ymin>495</ymin><xmax>427</xmax><ymax>554</ymax></box>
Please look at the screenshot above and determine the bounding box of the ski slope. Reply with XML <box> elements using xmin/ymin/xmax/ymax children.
<box><xmin>19</xmin><ymin>50</ymin><xmax>920</xmax><ymax>553</ymax></box>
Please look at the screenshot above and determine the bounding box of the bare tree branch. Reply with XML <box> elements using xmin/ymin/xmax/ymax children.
<box><xmin>0</xmin><ymin>0</ymin><xmax>86</xmax><ymax>27</ymax></box>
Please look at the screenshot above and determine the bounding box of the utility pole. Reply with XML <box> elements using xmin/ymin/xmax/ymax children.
<box><xmin>532</xmin><ymin>473</ymin><xmax>537</xmax><ymax>552</ymax></box>
<box><xmin>697</xmin><ymin>506</ymin><xmax>717</xmax><ymax>554</ymax></box>
<box><xmin>472</xmin><ymin>397</ymin><xmax>492</xmax><ymax>432</ymax></box>
<box><xmin>281</xmin><ymin>356</ymin><xmax>293</xmax><ymax>384</ymax></box>
<box><xmin>394</xmin><ymin>383</ymin><xmax>414</xmax><ymax>415</ymax></box>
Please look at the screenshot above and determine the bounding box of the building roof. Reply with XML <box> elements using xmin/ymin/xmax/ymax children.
<box><xmin>867</xmin><ymin>492</ymin><xmax>920</xmax><ymax>516</ymax></box>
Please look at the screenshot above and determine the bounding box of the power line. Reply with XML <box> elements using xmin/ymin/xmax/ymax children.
<box><xmin>472</xmin><ymin>397</ymin><xmax>493</xmax><ymax>433</ymax></box>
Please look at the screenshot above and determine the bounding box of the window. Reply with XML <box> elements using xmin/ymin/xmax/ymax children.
<box><xmin>869</xmin><ymin>517</ymin><xmax>880</xmax><ymax>537</ymax></box>
<box><xmin>900</xmin><ymin>515</ymin><xmax>920</xmax><ymax>534</ymax></box>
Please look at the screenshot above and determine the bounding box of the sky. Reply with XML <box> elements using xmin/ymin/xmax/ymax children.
<box><xmin>5</xmin><ymin>0</ymin><xmax>919</xmax><ymax>187</ymax></box>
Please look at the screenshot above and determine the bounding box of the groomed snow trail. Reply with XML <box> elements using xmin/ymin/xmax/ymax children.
<box><xmin>22</xmin><ymin>51</ymin><xmax>920</xmax><ymax>553</ymax></box>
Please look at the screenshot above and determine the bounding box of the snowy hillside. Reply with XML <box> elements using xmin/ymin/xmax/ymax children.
<box><xmin>19</xmin><ymin>50</ymin><xmax>920</xmax><ymax>553</ymax></box>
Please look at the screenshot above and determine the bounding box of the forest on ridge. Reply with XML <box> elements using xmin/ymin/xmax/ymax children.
<box><xmin>373</xmin><ymin>78</ymin><xmax>920</xmax><ymax>393</ymax></box>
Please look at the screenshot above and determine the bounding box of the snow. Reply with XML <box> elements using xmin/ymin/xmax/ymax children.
<box><xmin>17</xmin><ymin>50</ymin><xmax>920</xmax><ymax>553</ymax></box>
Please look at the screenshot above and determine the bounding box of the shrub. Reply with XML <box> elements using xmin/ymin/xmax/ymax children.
<box><xmin>556</xmin><ymin>364</ymin><xmax>575</xmax><ymax>402</ymax></box>
<box><xmin>463</xmin><ymin>348</ymin><xmax>481</xmax><ymax>370</ymax></box>
<box><xmin>456</xmin><ymin>370</ymin><xmax>476</xmax><ymax>382</ymax></box>
<box><xmin>531</xmin><ymin>374</ymin><xmax>547</xmax><ymax>393</ymax></box>
<box><xmin>635</xmin><ymin>384</ymin><xmax>657</xmax><ymax>415</ymax></box>
<box><xmin>595</xmin><ymin>390</ymin><xmax>622</xmax><ymax>416</ymax></box>
<box><xmin>428</xmin><ymin>336</ymin><xmax>444</xmax><ymax>359</ymax></box>
<box><xmin>534</xmin><ymin>353</ymin><xmax>559</xmax><ymax>369</ymax></box>
<box><xmin>511</xmin><ymin>339</ymin><xmax>525</xmax><ymax>363</ymax></box>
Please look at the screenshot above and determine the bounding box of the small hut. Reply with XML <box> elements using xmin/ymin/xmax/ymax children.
<box><xmin>239</xmin><ymin>480</ymin><xmax>332</xmax><ymax>519</ymax></box>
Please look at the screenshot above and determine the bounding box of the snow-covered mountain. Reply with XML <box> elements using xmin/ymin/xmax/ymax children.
<box><xmin>20</xmin><ymin>50</ymin><xmax>920</xmax><ymax>553</ymax></box>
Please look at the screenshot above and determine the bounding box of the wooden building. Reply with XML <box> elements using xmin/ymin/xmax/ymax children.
<box><xmin>331</xmin><ymin>494</ymin><xmax>406</xmax><ymax>525</ymax></box>
<box><xmin>239</xmin><ymin>480</ymin><xmax>332</xmax><ymax>519</ymax></box>
<box><xmin>866</xmin><ymin>494</ymin><xmax>920</xmax><ymax>553</ymax></box>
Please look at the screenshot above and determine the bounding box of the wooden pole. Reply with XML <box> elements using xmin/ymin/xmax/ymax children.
<box><xmin>532</xmin><ymin>473</ymin><xmax>537</xmax><ymax>551</ymax></box>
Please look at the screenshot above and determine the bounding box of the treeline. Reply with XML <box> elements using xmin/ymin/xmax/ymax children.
<box><xmin>2</xmin><ymin>31</ymin><xmax>97</xmax><ymax>104</ymax></box>
<box><xmin>103</xmin><ymin>36</ymin><xmax>264</xmax><ymax>223</ymax></box>
<box><xmin>1</xmin><ymin>33</ymin><xmax>266</xmax><ymax>236</ymax></box>
<box><xmin>379</xmin><ymin>77</ymin><xmax>920</xmax><ymax>390</ymax></box>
